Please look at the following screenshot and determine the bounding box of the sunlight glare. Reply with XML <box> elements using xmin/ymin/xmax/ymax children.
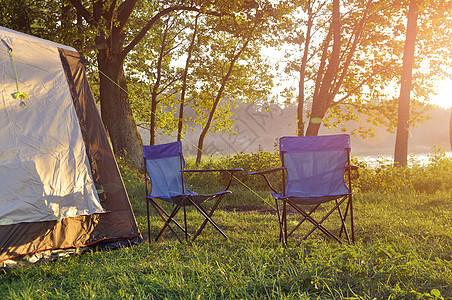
<box><xmin>432</xmin><ymin>79</ymin><xmax>452</xmax><ymax>109</ymax></box>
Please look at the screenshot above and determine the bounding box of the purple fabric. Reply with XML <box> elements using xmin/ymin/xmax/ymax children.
<box><xmin>279</xmin><ymin>135</ymin><xmax>350</xmax><ymax>198</ymax></box>
<box><xmin>280</xmin><ymin>134</ymin><xmax>350</xmax><ymax>153</ymax></box>
<box><xmin>143</xmin><ymin>141</ymin><xmax>182</xmax><ymax>159</ymax></box>
<box><xmin>143</xmin><ymin>142</ymin><xmax>194</xmax><ymax>199</ymax></box>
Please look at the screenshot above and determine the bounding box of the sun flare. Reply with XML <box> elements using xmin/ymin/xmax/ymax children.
<box><xmin>432</xmin><ymin>80</ymin><xmax>452</xmax><ymax>109</ymax></box>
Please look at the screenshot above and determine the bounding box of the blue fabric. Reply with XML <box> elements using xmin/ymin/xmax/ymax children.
<box><xmin>143</xmin><ymin>141</ymin><xmax>182</xmax><ymax>159</ymax></box>
<box><xmin>280</xmin><ymin>134</ymin><xmax>350</xmax><ymax>153</ymax></box>
<box><xmin>146</xmin><ymin>191</ymin><xmax>230</xmax><ymax>205</ymax></box>
<box><xmin>279</xmin><ymin>135</ymin><xmax>350</xmax><ymax>198</ymax></box>
<box><xmin>143</xmin><ymin>142</ymin><xmax>195</xmax><ymax>199</ymax></box>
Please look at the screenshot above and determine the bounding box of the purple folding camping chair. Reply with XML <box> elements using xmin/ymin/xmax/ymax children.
<box><xmin>143</xmin><ymin>141</ymin><xmax>242</xmax><ymax>244</ymax></box>
<box><xmin>250</xmin><ymin>134</ymin><xmax>358</xmax><ymax>246</ymax></box>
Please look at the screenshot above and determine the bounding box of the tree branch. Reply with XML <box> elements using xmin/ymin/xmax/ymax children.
<box><xmin>331</xmin><ymin>61</ymin><xmax>395</xmax><ymax>106</ymax></box>
<box><xmin>120</xmin><ymin>6</ymin><xmax>223</xmax><ymax>61</ymax></box>
<box><xmin>116</xmin><ymin>0</ymin><xmax>138</xmax><ymax>33</ymax></box>
<box><xmin>329</xmin><ymin>0</ymin><xmax>372</xmax><ymax>106</ymax></box>
<box><xmin>68</xmin><ymin>0</ymin><xmax>95</xmax><ymax>26</ymax></box>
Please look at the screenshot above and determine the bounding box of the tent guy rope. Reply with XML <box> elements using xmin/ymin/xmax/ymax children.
<box><xmin>1</xmin><ymin>39</ymin><xmax>28</xmax><ymax>107</ymax></box>
<box><xmin>91</xmin><ymin>60</ymin><xmax>276</xmax><ymax>210</ymax></box>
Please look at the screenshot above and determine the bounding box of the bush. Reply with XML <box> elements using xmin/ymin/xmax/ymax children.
<box><xmin>353</xmin><ymin>148</ymin><xmax>452</xmax><ymax>194</ymax></box>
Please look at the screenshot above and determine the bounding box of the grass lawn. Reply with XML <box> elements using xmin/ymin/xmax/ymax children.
<box><xmin>1</xmin><ymin>153</ymin><xmax>451</xmax><ymax>299</ymax></box>
<box><xmin>1</xmin><ymin>189</ymin><xmax>451</xmax><ymax>299</ymax></box>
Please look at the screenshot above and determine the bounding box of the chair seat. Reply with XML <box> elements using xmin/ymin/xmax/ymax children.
<box><xmin>146</xmin><ymin>190</ymin><xmax>231</xmax><ymax>205</ymax></box>
<box><xmin>272</xmin><ymin>193</ymin><xmax>351</xmax><ymax>205</ymax></box>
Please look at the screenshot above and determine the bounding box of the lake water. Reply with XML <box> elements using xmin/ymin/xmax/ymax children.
<box><xmin>355</xmin><ymin>152</ymin><xmax>452</xmax><ymax>167</ymax></box>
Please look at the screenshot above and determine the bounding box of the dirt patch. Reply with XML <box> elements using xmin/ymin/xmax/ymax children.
<box><xmin>222</xmin><ymin>204</ymin><xmax>328</xmax><ymax>215</ymax></box>
<box><xmin>222</xmin><ymin>206</ymin><xmax>276</xmax><ymax>214</ymax></box>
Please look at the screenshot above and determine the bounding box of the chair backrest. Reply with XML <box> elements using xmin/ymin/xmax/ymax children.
<box><xmin>280</xmin><ymin>134</ymin><xmax>351</xmax><ymax>197</ymax></box>
<box><xmin>143</xmin><ymin>141</ymin><xmax>186</xmax><ymax>199</ymax></box>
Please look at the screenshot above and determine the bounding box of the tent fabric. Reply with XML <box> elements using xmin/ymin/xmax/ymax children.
<box><xmin>274</xmin><ymin>135</ymin><xmax>350</xmax><ymax>201</ymax></box>
<box><xmin>0</xmin><ymin>30</ymin><xmax>105</xmax><ymax>225</ymax></box>
<box><xmin>0</xmin><ymin>26</ymin><xmax>141</xmax><ymax>266</ymax></box>
<box><xmin>0</xmin><ymin>26</ymin><xmax>75</xmax><ymax>52</ymax></box>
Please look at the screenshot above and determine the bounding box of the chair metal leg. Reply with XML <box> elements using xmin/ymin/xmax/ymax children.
<box><xmin>155</xmin><ymin>204</ymin><xmax>183</xmax><ymax>243</ymax></box>
<box><xmin>274</xmin><ymin>198</ymin><xmax>284</xmax><ymax>244</ymax></box>
<box><xmin>338</xmin><ymin>198</ymin><xmax>350</xmax><ymax>238</ymax></box>
<box><xmin>189</xmin><ymin>195</ymin><xmax>226</xmax><ymax>244</ymax></box>
<box><xmin>283</xmin><ymin>200</ymin><xmax>288</xmax><ymax>247</ymax></box>
<box><xmin>350</xmin><ymin>195</ymin><xmax>355</xmax><ymax>243</ymax></box>
<box><xmin>336</xmin><ymin>196</ymin><xmax>352</xmax><ymax>244</ymax></box>
<box><xmin>292</xmin><ymin>205</ymin><xmax>342</xmax><ymax>246</ymax></box>
<box><xmin>151</xmin><ymin>197</ymin><xmax>188</xmax><ymax>243</ymax></box>
<box><xmin>184</xmin><ymin>203</ymin><xmax>188</xmax><ymax>242</ymax></box>
<box><xmin>187</xmin><ymin>196</ymin><xmax>228</xmax><ymax>243</ymax></box>
<box><xmin>146</xmin><ymin>198</ymin><xmax>151</xmax><ymax>244</ymax></box>
<box><xmin>289</xmin><ymin>196</ymin><xmax>350</xmax><ymax>246</ymax></box>
<box><xmin>335</xmin><ymin>197</ymin><xmax>351</xmax><ymax>243</ymax></box>
<box><xmin>296</xmin><ymin>213</ymin><xmax>342</xmax><ymax>246</ymax></box>
<box><xmin>149</xmin><ymin>199</ymin><xmax>187</xmax><ymax>235</ymax></box>
<box><xmin>287</xmin><ymin>203</ymin><xmax>320</xmax><ymax>239</ymax></box>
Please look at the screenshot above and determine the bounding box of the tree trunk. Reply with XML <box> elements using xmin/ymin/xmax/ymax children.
<box><xmin>449</xmin><ymin>110</ymin><xmax>452</xmax><ymax>151</ymax></box>
<box><xmin>297</xmin><ymin>1</ymin><xmax>313</xmax><ymax>137</ymax></box>
<box><xmin>195</xmin><ymin>38</ymin><xmax>251</xmax><ymax>164</ymax></box>
<box><xmin>178</xmin><ymin>14</ymin><xmax>199</xmax><ymax>141</ymax></box>
<box><xmin>305</xmin><ymin>0</ymin><xmax>341</xmax><ymax>136</ymax></box>
<box><xmin>97</xmin><ymin>52</ymin><xmax>144</xmax><ymax>170</ymax></box>
<box><xmin>195</xmin><ymin>83</ymin><xmax>227</xmax><ymax>165</ymax></box>
<box><xmin>394</xmin><ymin>0</ymin><xmax>418</xmax><ymax>167</ymax></box>
<box><xmin>149</xmin><ymin>26</ymin><xmax>168</xmax><ymax>145</ymax></box>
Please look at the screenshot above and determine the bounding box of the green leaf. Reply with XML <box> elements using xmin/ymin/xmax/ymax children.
<box><xmin>430</xmin><ymin>289</ymin><xmax>441</xmax><ymax>298</ymax></box>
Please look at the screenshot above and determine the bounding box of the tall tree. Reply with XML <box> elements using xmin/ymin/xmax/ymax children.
<box><xmin>394</xmin><ymin>0</ymin><xmax>418</xmax><ymax>166</ymax></box>
<box><xmin>282</xmin><ymin>0</ymin><xmax>395</xmax><ymax>138</ymax></box>
<box><xmin>449</xmin><ymin>110</ymin><xmax>452</xmax><ymax>151</ymax></box>
<box><xmin>67</xmin><ymin>0</ymin><xmax>228</xmax><ymax>168</ymax></box>
<box><xmin>178</xmin><ymin>13</ymin><xmax>200</xmax><ymax>142</ymax></box>
<box><xmin>190</xmin><ymin>3</ymin><xmax>277</xmax><ymax>164</ymax></box>
<box><xmin>305</xmin><ymin>0</ymin><xmax>341</xmax><ymax>136</ymax></box>
<box><xmin>195</xmin><ymin>35</ymin><xmax>253</xmax><ymax>164</ymax></box>
<box><xmin>296</xmin><ymin>0</ymin><xmax>316</xmax><ymax>136</ymax></box>
<box><xmin>280</xmin><ymin>0</ymin><xmax>452</xmax><ymax>140</ymax></box>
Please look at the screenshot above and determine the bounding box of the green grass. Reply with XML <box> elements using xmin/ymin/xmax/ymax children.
<box><xmin>1</xmin><ymin>152</ymin><xmax>451</xmax><ymax>299</ymax></box>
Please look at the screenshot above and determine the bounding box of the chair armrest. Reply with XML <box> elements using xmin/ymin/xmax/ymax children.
<box><xmin>248</xmin><ymin>167</ymin><xmax>286</xmax><ymax>176</ymax></box>
<box><xmin>248</xmin><ymin>167</ymin><xmax>286</xmax><ymax>194</ymax></box>
<box><xmin>345</xmin><ymin>165</ymin><xmax>359</xmax><ymax>171</ymax></box>
<box><xmin>182</xmin><ymin>168</ymin><xmax>243</xmax><ymax>173</ymax></box>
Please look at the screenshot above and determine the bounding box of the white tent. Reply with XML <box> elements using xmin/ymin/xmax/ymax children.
<box><xmin>0</xmin><ymin>26</ymin><xmax>141</xmax><ymax>267</ymax></box>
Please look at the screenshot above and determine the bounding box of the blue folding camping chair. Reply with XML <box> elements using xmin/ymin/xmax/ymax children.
<box><xmin>143</xmin><ymin>141</ymin><xmax>242</xmax><ymax>244</ymax></box>
<box><xmin>249</xmin><ymin>134</ymin><xmax>357</xmax><ymax>246</ymax></box>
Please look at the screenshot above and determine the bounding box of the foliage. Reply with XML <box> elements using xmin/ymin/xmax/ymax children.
<box><xmin>353</xmin><ymin>147</ymin><xmax>452</xmax><ymax>194</ymax></box>
<box><xmin>127</xmin><ymin>8</ymin><xmax>186</xmax><ymax>144</ymax></box>
<box><xmin>190</xmin><ymin>2</ymin><xmax>283</xmax><ymax>163</ymax></box>
<box><xmin>280</xmin><ymin>0</ymin><xmax>452</xmax><ymax>138</ymax></box>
